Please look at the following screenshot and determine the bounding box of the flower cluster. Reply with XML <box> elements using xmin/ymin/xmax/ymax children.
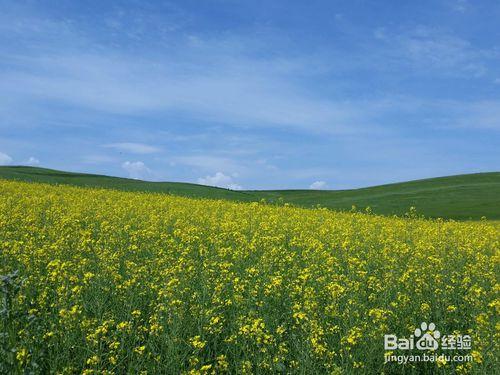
<box><xmin>0</xmin><ymin>180</ymin><xmax>498</xmax><ymax>373</ymax></box>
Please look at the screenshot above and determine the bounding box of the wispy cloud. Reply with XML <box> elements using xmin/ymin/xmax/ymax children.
<box><xmin>450</xmin><ymin>0</ymin><xmax>468</xmax><ymax>13</ymax></box>
<box><xmin>0</xmin><ymin>52</ymin><xmax>366</xmax><ymax>134</ymax></box>
<box><xmin>2</xmin><ymin>6</ymin><xmax>499</xmax><ymax>138</ymax></box>
<box><xmin>373</xmin><ymin>25</ymin><xmax>496</xmax><ymax>78</ymax></box>
<box><xmin>104</xmin><ymin>142</ymin><xmax>162</xmax><ymax>154</ymax></box>
<box><xmin>0</xmin><ymin>1</ymin><xmax>498</xmax><ymax>189</ymax></box>
<box><xmin>403</xmin><ymin>28</ymin><xmax>487</xmax><ymax>76</ymax></box>
<box><xmin>0</xmin><ymin>10</ymin><xmax>392</xmax><ymax>136</ymax></box>
<box><xmin>452</xmin><ymin>100</ymin><xmax>500</xmax><ymax>130</ymax></box>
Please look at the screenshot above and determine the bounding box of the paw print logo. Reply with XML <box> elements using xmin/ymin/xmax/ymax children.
<box><xmin>415</xmin><ymin>322</ymin><xmax>440</xmax><ymax>350</ymax></box>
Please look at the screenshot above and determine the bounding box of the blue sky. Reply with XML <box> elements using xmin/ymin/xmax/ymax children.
<box><xmin>0</xmin><ymin>0</ymin><xmax>499</xmax><ymax>190</ymax></box>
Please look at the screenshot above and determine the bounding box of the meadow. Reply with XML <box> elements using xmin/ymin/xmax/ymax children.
<box><xmin>2</xmin><ymin>166</ymin><xmax>499</xmax><ymax>220</ymax></box>
<box><xmin>0</xmin><ymin>179</ymin><xmax>498</xmax><ymax>374</ymax></box>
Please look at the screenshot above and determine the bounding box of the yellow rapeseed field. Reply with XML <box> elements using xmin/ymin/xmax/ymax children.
<box><xmin>0</xmin><ymin>180</ymin><xmax>498</xmax><ymax>374</ymax></box>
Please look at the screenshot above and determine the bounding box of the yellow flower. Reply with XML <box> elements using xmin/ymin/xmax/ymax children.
<box><xmin>216</xmin><ymin>355</ymin><xmax>229</xmax><ymax>371</ymax></box>
<box><xmin>16</xmin><ymin>348</ymin><xmax>28</xmax><ymax>364</ymax></box>
<box><xmin>293</xmin><ymin>311</ymin><xmax>307</xmax><ymax>322</ymax></box>
<box><xmin>437</xmin><ymin>356</ymin><xmax>447</xmax><ymax>367</ymax></box>
<box><xmin>1</xmin><ymin>178</ymin><xmax>498</xmax><ymax>372</ymax></box>
<box><xmin>276</xmin><ymin>325</ymin><xmax>286</xmax><ymax>335</ymax></box>
<box><xmin>420</xmin><ymin>303</ymin><xmax>431</xmax><ymax>313</ymax></box>
<box><xmin>43</xmin><ymin>331</ymin><xmax>55</xmax><ymax>340</ymax></box>
<box><xmin>471</xmin><ymin>350</ymin><xmax>483</xmax><ymax>364</ymax></box>
<box><xmin>109</xmin><ymin>341</ymin><xmax>120</xmax><ymax>350</ymax></box>
<box><xmin>190</xmin><ymin>336</ymin><xmax>206</xmax><ymax>350</ymax></box>
<box><xmin>200</xmin><ymin>364</ymin><xmax>212</xmax><ymax>373</ymax></box>
<box><xmin>134</xmin><ymin>345</ymin><xmax>146</xmax><ymax>355</ymax></box>
<box><xmin>117</xmin><ymin>321</ymin><xmax>132</xmax><ymax>332</ymax></box>
<box><xmin>86</xmin><ymin>355</ymin><xmax>99</xmax><ymax>366</ymax></box>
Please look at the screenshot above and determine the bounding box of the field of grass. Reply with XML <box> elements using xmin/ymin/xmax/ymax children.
<box><xmin>1</xmin><ymin>179</ymin><xmax>498</xmax><ymax>374</ymax></box>
<box><xmin>0</xmin><ymin>166</ymin><xmax>255</xmax><ymax>202</ymax></box>
<box><xmin>1</xmin><ymin>166</ymin><xmax>499</xmax><ymax>220</ymax></box>
<box><xmin>252</xmin><ymin>173</ymin><xmax>500</xmax><ymax>221</ymax></box>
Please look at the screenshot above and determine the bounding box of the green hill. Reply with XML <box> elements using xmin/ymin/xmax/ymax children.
<box><xmin>1</xmin><ymin>166</ymin><xmax>499</xmax><ymax>220</ymax></box>
<box><xmin>0</xmin><ymin>166</ymin><xmax>255</xmax><ymax>202</ymax></box>
<box><xmin>252</xmin><ymin>173</ymin><xmax>500</xmax><ymax>220</ymax></box>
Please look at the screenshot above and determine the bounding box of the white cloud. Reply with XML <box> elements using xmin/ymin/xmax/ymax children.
<box><xmin>0</xmin><ymin>152</ymin><xmax>13</xmax><ymax>165</ymax></box>
<box><xmin>121</xmin><ymin>161</ymin><xmax>152</xmax><ymax>180</ymax></box>
<box><xmin>0</xmin><ymin>13</ymin><xmax>376</xmax><ymax>136</ymax></box>
<box><xmin>174</xmin><ymin>156</ymin><xmax>243</xmax><ymax>173</ymax></box>
<box><xmin>373</xmin><ymin>27</ymin><xmax>386</xmax><ymax>40</ymax></box>
<box><xmin>25</xmin><ymin>156</ymin><xmax>39</xmax><ymax>165</ymax></box>
<box><xmin>453</xmin><ymin>100</ymin><xmax>500</xmax><ymax>130</ymax></box>
<box><xmin>309</xmin><ymin>181</ymin><xmax>327</xmax><ymax>190</ymax></box>
<box><xmin>0</xmin><ymin>53</ymin><xmax>360</xmax><ymax>134</ymax></box>
<box><xmin>451</xmin><ymin>0</ymin><xmax>468</xmax><ymax>13</ymax></box>
<box><xmin>104</xmin><ymin>142</ymin><xmax>161</xmax><ymax>154</ymax></box>
<box><xmin>1</xmin><ymin>6</ymin><xmax>499</xmax><ymax>140</ymax></box>
<box><xmin>197</xmin><ymin>172</ymin><xmax>242</xmax><ymax>190</ymax></box>
<box><xmin>397</xmin><ymin>27</ymin><xmax>492</xmax><ymax>77</ymax></box>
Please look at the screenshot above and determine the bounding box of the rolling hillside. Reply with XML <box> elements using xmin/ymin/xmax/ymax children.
<box><xmin>252</xmin><ymin>172</ymin><xmax>500</xmax><ymax>220</ymax></box>
<box><xmin>0</xmin><ymin>166</ymin><xmax>255</xmax><ymax>202</ymax></box>
<box><xmin>1</xmin><ymin>166</ymin><xmax>499</xmax><ymax>220</ymax></box>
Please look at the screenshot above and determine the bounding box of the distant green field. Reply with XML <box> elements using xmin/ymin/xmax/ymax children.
<box><xmin>1</xmin><ymin>166</ymin><xmax>499</xmax><ymax>220</ymax></box>
<box><xmin>0</xmin><ymin>166</ymin><xmax>255</xmax><ymax>201</ymax></box>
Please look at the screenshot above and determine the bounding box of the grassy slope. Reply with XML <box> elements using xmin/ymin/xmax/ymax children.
<box><xmin>1</xmin><ymin>166</ymin><xmax>499</xmax><ymax>220</ymax></box>
<box><xmin>0</xmin><ymin>166</ymin><xmax>255</xmax><ymax>202</ymax></box>
<box><xmin>252</xmin><ymin>173</ymin><xmax>500</xmax><ymax>220</ymax></box>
